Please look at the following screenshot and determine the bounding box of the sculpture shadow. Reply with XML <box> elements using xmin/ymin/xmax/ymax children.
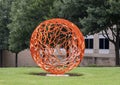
<box><xmin>28</xmin><ymin>72</ymin><xmax>83</xmax><ymax>77</ymax></box>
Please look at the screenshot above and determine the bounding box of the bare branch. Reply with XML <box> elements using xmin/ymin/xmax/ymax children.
<box><xmin>109</xmin><ymin>26</ymin><xmax>117</xmax><ymax>39</ymax></box>
<box><xmin>110</xmin><ymin>28</ymin><xmax>116</xmax><ymax>42</ymax></box>
<box><xmin>102</xmin><ymin>30</ymin><xmax>107</xmax><ymax>38</ymax></box>
<box><xmin>102</xmin><ymin>29</ymin><xmax>115</xmax><ymax>44</ymax></box>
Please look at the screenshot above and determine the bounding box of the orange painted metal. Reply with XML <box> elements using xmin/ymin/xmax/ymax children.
<box><xmin>30</xmin><ymin>18</ymin><xmax>85</xmax><ymax>74</ymax></box>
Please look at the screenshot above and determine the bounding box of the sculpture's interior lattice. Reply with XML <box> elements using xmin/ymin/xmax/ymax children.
<box><xmin>30</xmin><ymin>18</ymin><xmax>85</xmax><ymax>74</ymax></box>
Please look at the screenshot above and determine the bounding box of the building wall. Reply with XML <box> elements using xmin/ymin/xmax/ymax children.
<box><xmin>80</xmin><ymin>57</ymin><xmax>115</xmax><ymax>66</ymax></box>
<box><xmin>2</xmin><ymin>50</ymin><xmax>16</xmax><ymax>67</ymax></box>
<box><xmin>2</xmin><ymin>49</ymin><xmax>37</xmax><ymax>67</ymax></box>
<box><xmin>2</xmin><ymin>33</ymin><xmax>119</xmax><ymax>67</ymax></box>
<box><xmin>82</xmin><ymin>33</ymin><xmax>117</xmax><ymax>66</ymax></box>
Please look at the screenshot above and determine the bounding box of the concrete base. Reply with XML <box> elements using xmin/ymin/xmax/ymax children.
<box><xmin>46</xmin><ymin>74</ymin><xmax>69</xmax><ymax>77</ymax></box>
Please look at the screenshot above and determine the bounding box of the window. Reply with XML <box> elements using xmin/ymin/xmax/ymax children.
<box><xmin>85</xmin><ymin>39</ymin><xmax>93</xmax><ymax>49</ymax></box>
<box><xmin>99</xmin><ymin>38</ymin><xmax>109</xmax><ymax>49</ymax></box>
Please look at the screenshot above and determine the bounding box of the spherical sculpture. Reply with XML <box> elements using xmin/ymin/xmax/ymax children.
<box><xmin>30</xmin><ymin>18</ymin><xmax>85</xmax><ymax>74</ymax></box>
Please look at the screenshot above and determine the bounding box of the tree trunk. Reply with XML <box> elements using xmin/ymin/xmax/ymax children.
<box><xmin>114</xmin><ymin>41</ymin><xmax>120</xmax><ymax>66</ymax></box>
<box><xmin>115</xmin><ymin>24</ymin><xmax>120</xmax><ymax>66</ymax></box>
<box><xmin>15</xmin><ymin>53</ymin><xmax>18</xmax><ymax>67</ymax></box>
<box><xmin>0</xmin><ymin>50</ymin><xmax>3</xmax><ymax>67</ymax></box>
<box><xmin>115</xmin><ymin>46</ymin><xmax>120</xmax><ymax>66</ymax></box>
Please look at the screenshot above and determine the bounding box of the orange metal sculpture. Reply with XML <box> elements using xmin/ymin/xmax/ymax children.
<box><xmin>30</xmin><ymin>18</ymin><xmax>85</xmax><ymax>74</ymax></box>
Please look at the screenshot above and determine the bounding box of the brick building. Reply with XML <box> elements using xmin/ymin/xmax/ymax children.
<box><xmin>1</xmin><ymin>32</ymin><xmax>120</xmax><ymax>67</ymax></box>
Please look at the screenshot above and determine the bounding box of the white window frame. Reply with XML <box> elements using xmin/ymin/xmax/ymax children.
<box><xmin>99</xmin><ymin>35</ymin><xmax>109</xmax><ymax>54</ymax></box>
<box><xmin>85</xmin><ymin>35</ymin><xmax>94</xmax><ymax>53</ymax></box>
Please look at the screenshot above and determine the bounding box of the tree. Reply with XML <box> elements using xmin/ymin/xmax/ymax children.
<box><xmin>49</xmin><ymin>0</ymin><xmax>120</xmax><ymax>66</ymax></box>
<box><xmin>48</xmin><ymin>0</ymin><xmax>89</xmax><ymax>27</ymax></box>
<box><xmin>8</xmin><ymin>0</ymin><xmax>55</xmax><ymax>67</ymax></box>
<box><xmin>80</xmin><ymin>0</ymin><xmax>120</xmax><ymax>66</ymax></box>
<box><xmin>0</xmin><ymin>0</ymin><xmax>13</xmax><ymax>67</ymax></box>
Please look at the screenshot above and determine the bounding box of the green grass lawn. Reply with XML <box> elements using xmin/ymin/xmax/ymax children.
<box><xmin>0</xmin><ymin>67</ymin><xmax>120</xmax><ymax>85</ymax></box>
